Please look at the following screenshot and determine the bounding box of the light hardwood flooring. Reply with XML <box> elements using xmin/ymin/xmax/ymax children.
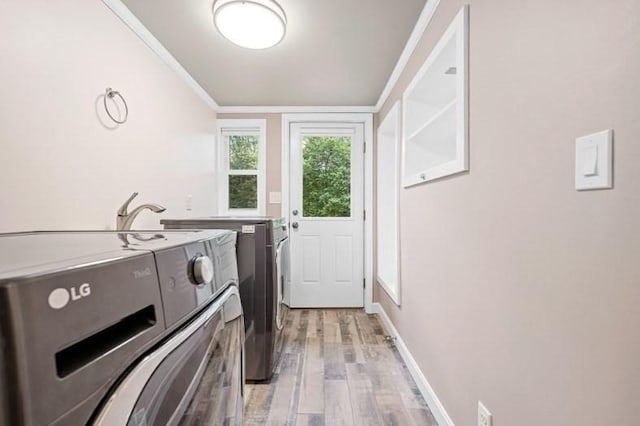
<box><xmin>244</xmin><ymin>309</ymin><xmax>438</xmax><ymax>425</ymax></box>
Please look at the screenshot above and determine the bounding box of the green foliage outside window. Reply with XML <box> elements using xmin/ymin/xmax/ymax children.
<box><xmin>225</xmin><ymin>134</ymin><xmax>351</xmax><ymax>215</ymax></box>
<box><xmin>229</xmin><ymin>175</ymin><xmax>257</xmax><ymax>209</ymax></box>
<box><xmin>303</xmin><ymin>136</ymin><xmax>351</xmax><ymax>217</ymax></box>
<box><xmin>228</xmin><ymin>135</ymin><xmax>259</xmax><ymax>209</ymax></box>
<box><xmin>229</xmin><ymin>135</ymin><xmax>258</xmax><ymax>170</ymax></box>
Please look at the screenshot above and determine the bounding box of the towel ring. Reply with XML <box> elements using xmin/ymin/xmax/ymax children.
<box><xmin>104</xmin><ymin>87</ymin><xmax>128</xmax><ymax>124</ymax></box>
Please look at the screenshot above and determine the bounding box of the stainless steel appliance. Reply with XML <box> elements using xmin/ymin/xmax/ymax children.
<box><xmin>161</xmin><ymin>217</ymin><xmax>290</xmax><ymax>381</ymax></box>
<box><xmin>0</xmin><ymin>230</ymin><xmax>243</xmax><ymax>425</ymax></box>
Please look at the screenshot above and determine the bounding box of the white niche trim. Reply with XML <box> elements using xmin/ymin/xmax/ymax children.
<box><xmin>402</xmin><ymin>5</ymin><xmax>469</xmax><ymax>187</ymax></box>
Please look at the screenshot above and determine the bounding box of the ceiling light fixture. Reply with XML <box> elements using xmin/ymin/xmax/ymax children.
<box><xmin>212</xmin><ymin>0</ymin><xmax>287</xmax><ymax>50</ymax></box>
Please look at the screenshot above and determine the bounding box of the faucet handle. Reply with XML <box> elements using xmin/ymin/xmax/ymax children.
<box><xmin>117</xmin><ymin>192</ymin><xmax>139</xmax><ymax>216</ymax></box>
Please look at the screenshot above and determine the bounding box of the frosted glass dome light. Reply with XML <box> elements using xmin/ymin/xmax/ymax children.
<box><xmin>212</xmin><ymin>0</ymin><xmax>287</xmax><ymax>49</ymax></box>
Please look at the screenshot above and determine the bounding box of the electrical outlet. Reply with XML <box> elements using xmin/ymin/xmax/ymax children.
<box><xmin>478</xmin><ymin>401</ymin><xmax>492</xmax><ymax>426</ymax></box>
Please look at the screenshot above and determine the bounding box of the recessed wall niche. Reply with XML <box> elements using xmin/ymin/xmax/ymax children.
<box><xmin>402</xmin><ymin>5</ymin><xmax>469</xmax><ymax>187</ymax></box>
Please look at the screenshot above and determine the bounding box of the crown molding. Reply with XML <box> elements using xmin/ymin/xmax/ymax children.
<box><xmin>217</xmin><ymin>105</ymin><xmax>377</xmax><ymax>114</ymax></box>
<box><xmin>102</xmin><ymin>0</ymin><xmax>441</xmax><ymax>115</ymax></box>
<box><xmin>102</xmin><ymin>0</ymin><xmax>219</xmax><ymax>111</ymax></box>
<box><xmin>374</xmin><ymin>0</ymin><xmax>441</xmax><ymax>112</ymax></box>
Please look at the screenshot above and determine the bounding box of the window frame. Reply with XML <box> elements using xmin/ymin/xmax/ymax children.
<box><xmin>217</xmin><ymin>119</ymin><xmax>267</xmax><ymax>216</ymax></box>
<box><xmin>376</xmin><ymin>102</ymin><xmax>401</xmax><ymax>306</ymax></box>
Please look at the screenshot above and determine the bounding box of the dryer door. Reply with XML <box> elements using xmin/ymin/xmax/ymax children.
<box><xmin>92</xmin><ymin>286</ymin><xmax>244</xmax><ymax>426</ymax></box>
<box><xmin>275</xmin><ymin>237</ymin><xmax>290</xmax><ymax>330</ymax></box>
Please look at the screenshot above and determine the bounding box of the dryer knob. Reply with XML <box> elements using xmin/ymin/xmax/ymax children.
<box><xmin>192</xmin><ymin>255</ymin><xmax>214</xmax><ymax>285</ymax></box>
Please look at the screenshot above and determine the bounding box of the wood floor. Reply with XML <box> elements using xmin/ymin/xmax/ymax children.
<box><xmin>244</xmin><ymin>309</ymin><xmax>438</xmax><ymax>425</ymax></box>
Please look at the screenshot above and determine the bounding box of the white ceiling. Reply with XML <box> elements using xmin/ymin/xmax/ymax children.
<box><xmin>120</xmin><ymin>0</ymin><xmax>427</xmax><ymax>107</ymax></box>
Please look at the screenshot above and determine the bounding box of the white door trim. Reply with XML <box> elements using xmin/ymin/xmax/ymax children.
<box><xmin>282</xmin><ymin>113</ymin><xmax>374</xmax><ymax>313</ymax></box>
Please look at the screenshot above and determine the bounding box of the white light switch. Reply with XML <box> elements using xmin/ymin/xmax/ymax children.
<box><xmin>575</xmin><ymin>129</ymin><xmax>612</xmax><ymax>190</ymax></box>
<box><xmin>581</xmin><ymin>145</ymin><xmax>598</xmax><ymax>176</ymax></box>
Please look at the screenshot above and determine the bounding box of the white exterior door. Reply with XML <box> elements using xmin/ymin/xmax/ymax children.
<box><xmin>289</xmin><ymin>122</ymin><xmax>364</xmax><ymax>307</ymax></box>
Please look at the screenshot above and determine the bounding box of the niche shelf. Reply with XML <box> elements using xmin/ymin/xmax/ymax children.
<box><xmin>402</xmin><ymin>5</ymin><xmax>469</xmax><ymax>187</ymax></box>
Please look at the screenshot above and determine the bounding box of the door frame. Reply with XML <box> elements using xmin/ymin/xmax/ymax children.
<box><xmin>281</xmin><ymin>113</ymin><xmax>374</xmax><ymax>313</ymax></box>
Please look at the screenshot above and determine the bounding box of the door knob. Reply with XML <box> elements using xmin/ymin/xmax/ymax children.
<box><xmin>291</xmin><ymin>222</ymin><xmax>299</xmax><ymax>229</ymax></box>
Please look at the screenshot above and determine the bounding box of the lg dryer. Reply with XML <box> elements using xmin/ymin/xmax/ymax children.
<box><xmin>162</xmin><ymin>217</ymin><xmax>290</xmax><ymax>381</ymax></box>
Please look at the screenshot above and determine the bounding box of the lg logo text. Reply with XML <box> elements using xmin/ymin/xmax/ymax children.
<box><xmin>48</xmin><ymin>283</ymin><xmax>92</xmax><ymax>310</ymax></box>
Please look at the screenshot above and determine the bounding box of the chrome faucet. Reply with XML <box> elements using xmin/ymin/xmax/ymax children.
<box><xmin>116</xmin><ymin>192</ymin><xmax>166</xmax><ymax>231</ymax></box>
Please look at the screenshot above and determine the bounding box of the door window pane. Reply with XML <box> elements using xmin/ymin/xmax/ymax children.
<box><xmin>302</xmin><ymin>136</ymin><xmax>351</xmax><ymax>217</ymax></box>
<box><xmin>229</xmin><ymin>175</ymin><xmax>257</xmax><ymax>209</ymax></box>
<box><xmin>228</xmin><ymin>135</ymin><xmax>258</xmax><ymax>170</ymax></box>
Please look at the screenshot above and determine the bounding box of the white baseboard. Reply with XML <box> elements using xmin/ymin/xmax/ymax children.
<box><xmin>371</xmin><ymin>302</ymin><xmax>454</xmax><ymax>426</ymax></box>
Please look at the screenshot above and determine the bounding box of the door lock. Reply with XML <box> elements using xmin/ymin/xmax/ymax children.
<box><xmin>292</xmin><ymin>209</ymin><xmax>299</xmax><ymax>216</ymax></box>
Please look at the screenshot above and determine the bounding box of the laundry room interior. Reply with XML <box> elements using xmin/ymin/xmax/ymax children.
<box><xmin>1</xmin><ymin>0</ymin><xmax>638</xmax><ymax>425</ymax></box>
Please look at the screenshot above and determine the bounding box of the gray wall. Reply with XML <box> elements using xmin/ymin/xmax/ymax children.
<box><xmin>0</xmin><ymin>0</ymin><xmax>218</xmax><ymax>231</ymax></box>
<box><xmin>375</xmin><ymin>0</ymin><xmax>640</xmax><ymax>424</ymax></box>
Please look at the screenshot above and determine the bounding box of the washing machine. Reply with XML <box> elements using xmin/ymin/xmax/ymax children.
<box><xmin>161</xmin><ymin>217</ymin><xmax>290</xmax><ymax>381</ymax></box>
<box><xmin>0</xmin><ymin>230</ymin><xmax>243</xmax><ymax>425</ymax></box>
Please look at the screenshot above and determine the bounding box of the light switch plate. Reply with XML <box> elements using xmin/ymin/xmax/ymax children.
<box><xmin>575</xmin><ymin>129</ymin><xmax>613</xmax><ymax>190</ymax></box>
<box><xmin>269</xmin><ymin>191</ymin><xmax>282</xmax><ymax>204</ymax></box>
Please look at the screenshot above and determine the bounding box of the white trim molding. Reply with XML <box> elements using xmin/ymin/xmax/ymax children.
<box><xmin>218</xmin><ymin>105</ymin><xmax>377</xmax><ymax>114</ymax></box>
<box><xmin>374</xmin><ymin>0</ymin><xmax>441</xmax><ymax>111</ymax></box>
<box><xmin>364</xmin><ymin>114</ymin><xmax>374</xmax><ymax>313</ymax></box>
<box><xmin>281</xmin><ymin>113</ymin><xmax>374</xmax><ymax>313</ymax></box>
<box><xmin>401</xmin><ymin>5</ymin><xmax>469</xmax><ymax>187</ymax></box>
<box><xmin>101</xmin><ymin>0</ymin><xmax>441</xmax><ymax>114</ymax></box>
<box><xmin>376</xmin><ymin>101</ymin><xmax>402</xmax><ymax>305</ymax></box>
<box><xmin>101</xmin><ymin>0</ymin><xmax>218</xmax><ymax>111</ymax></box>
<box><xmin>372</xmin><ymin>302</ymin><xmax>454</xmax><ymax>426</ymax></box>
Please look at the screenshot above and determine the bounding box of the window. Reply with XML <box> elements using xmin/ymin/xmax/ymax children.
<box><xmin>302</xmin><ymin>135</ymin><xmax>352</xmax><ymax>218</ymax></box>
<box><xmin>217</xmin><ymin>119</ymin><xmax>266</xmax><ymax>215</ymax></box>
<box><xmin>377</xmin><ymin>102</ymin><xmax>401</xmax><ymax>305</ymax></box>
